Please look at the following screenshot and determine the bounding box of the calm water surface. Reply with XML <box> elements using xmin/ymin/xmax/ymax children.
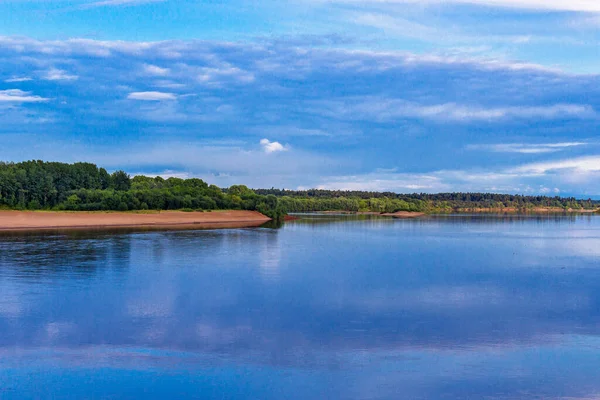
<box><xmin>1</xmin><ymin>214</ymin><xmax>600</xmax><ymax>399</ymax></box>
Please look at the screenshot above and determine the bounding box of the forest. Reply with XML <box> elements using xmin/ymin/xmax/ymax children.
<box><xmin>0</xmin><ymin>161</ymin><xmax>597</xmax><ymax>217</ymax></box>
<box><xmin>0</xmin><ymin>161</ymin><xmax>284</xmax><ymax>219</ymax></box>
<box><xmin>254</xmin><ymin>189</ymin><xmax>598</xmax><ymax>213</ymax></box>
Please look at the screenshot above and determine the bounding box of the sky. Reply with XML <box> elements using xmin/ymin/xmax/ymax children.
<box><xmin>1</xmin><ymin>0</ymin><xmax>600</xmax><ymax>195</ymax></box>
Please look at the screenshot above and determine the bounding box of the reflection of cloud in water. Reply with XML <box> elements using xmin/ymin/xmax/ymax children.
<box><xmin>127</xmin><ymin>298</ymin><xmax>174</xmax><ymax>318</ymax></box>
<box><xmin>0</xmin><ymin>284</ymin><xmax>27</xmax><ymax>317</ymax></box>
<box><xmin>526</xmin><ymin>237</ymin><xmax>600</xmax><ymax>263</ymax></box>
<box><xmin>259</xmin><ymin>230</ymin><xmax>281</xmax><ymax>280</ymax></box>
<box><xmin>2</xmin><ymin>218</ymin><xmax>600</xmax><ymax>399</ymax></box>
<box><xmin>196</xmin><ymin>322</ymin><xmax>253</xmax><ymax>346</ymax></box>
<box><xmin>1</xmin><ymin>225</ymin><xmax>600</xmax><ymax>357</ymax></box>
<box><xmin>347</xmin><ymin>285</ymin><xmax>590</xmax><ymax>312</ymax></box>
<box><xmin>557</xmin><ymin>238</ymin><xmax>600</xmax><ymax>258</ymax></box>
<box><xmin>44</xmin><ymin>322</ymin><xmax>77</xmax><ymax>342</ymax></box>
<box><xmin>3</xmin><ymin>339</ymin><xmax>600</xmax><ymax>400</ymax></box>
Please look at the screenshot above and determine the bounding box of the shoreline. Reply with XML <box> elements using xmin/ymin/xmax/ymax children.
<box><xmin>451</xmin><ymin>207</ymin><xmax>598</xmax><ymax>213</ymax></box>
<box><xmin>293</xmin><ymin>208</ymin><xmax>599</xmax><ymax>218</ymax></box>
<box><xmin>0</xmin><ymin>210</ymin><xmax>271</xmax><ymax>232</ymax></box>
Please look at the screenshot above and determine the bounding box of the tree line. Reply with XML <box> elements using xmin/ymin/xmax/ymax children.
<box><xmin>255</xmin><ymin>189</ymin><xmax>598</xmax><ymax>213</ymax></box>
<box><xmin>0</xmin><ymin>161</ymin><xmax>284</xmax><ymax>219</ymax></box>
<box><xmin>1</xmin><ymin>161</ymin><xmax>596</xmax><ymax>217</ymax></box>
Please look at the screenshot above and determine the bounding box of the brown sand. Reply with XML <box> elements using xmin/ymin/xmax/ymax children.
<box><xmin>0</xmin><ymin>210</ymin><xmax>271</xmax><ymax>232</ymax></box>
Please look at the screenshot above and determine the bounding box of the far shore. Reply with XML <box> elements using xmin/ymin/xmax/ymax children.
<box><xmin>0</xmin><ymin>210</ymin><xmax>271</xmax><ymax>232</ymax></box>
<box><xmin>451</xmin><ymin>207</ymin><xmax>599</xmax><ymax>214</ymax></box>
<box><xmin>298</xmin><ymin>208</ymin><xmax>599</xmax><ymax>218</ymax></box>
<box><xmin>293</xmin><ymin>211</ymin><xmax>426</xmax><ymax>218</ymax></box>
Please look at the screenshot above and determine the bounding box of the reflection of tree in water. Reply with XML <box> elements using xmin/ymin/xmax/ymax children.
<box><xmin>260</xmin><ymin>220</ymin><xmax>284</xmax><ymax>229</ymax></box>
<box><xmin>287</xmin><ymin>213</ymin><xmax>586</xmax><ymax>228</ymax></box>
<box><xmin>0</xmin><ymin>230</ymin><xmax>133</xmax><ymax>279</ymax></box>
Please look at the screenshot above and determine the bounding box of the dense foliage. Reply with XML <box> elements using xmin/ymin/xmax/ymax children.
<box><xmin>255</xmin><ymin>189</ymin><xmax>598</xmax><ymax>213</ymax></box>
<box><xmin>1</xmin><ymin>161</ymin><xmax>596</xmax><ymax>218</ymax></box>
<box><xmin>0</xmin><ymin>161</ymin><xmax>284</xmax><ymax>219</ymax></box>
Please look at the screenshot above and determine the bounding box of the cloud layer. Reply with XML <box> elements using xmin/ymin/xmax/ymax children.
<box><xmin>1</xmin><ymin>36</ymin><xmax>599</xmax><ymax>195</ymax></box>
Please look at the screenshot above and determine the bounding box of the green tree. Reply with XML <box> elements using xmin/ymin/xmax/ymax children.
<box><xmin>111</xmin><ymin>170</ymin><xmax>131</xmax><ymax>191</ymax></box>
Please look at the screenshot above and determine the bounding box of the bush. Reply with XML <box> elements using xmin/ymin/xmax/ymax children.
<box><xmin>27</xmin><ymin>200</ymin><xmax>41</xmax><ymax>210</ymax></box>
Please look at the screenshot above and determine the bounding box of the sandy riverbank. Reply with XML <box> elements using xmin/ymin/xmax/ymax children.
<box><xmin>0</xmin><ymin>210</ymin><xmax>271</xmax><ymax>232</ymax></box>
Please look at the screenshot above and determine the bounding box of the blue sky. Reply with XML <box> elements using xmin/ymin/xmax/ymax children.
<box><xmin>1</xmin><ymin>0</ymin><xmax>600</xmax><ymax>195</ymax></box>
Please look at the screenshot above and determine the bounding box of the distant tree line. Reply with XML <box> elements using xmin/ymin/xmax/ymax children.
<box><xmin>0</xmin><ymin>161</ymin><xmax>284</xmax><ymax>220</ymax></box>
<box><xmin>255</xmin><ymin>189</ymin><xmax>598</xmax><ymax>213</ymax></box>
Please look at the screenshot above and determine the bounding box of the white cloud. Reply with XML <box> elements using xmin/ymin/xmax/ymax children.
<box><xmin>512</xmin><ymin>156</ymin><xmax>600</xmax><ymax>174</ymax></box>
<box><xmin>538</xmin><ymin>187</ymin><xmax>561</xmax><ymax>194</ymax></box>
<box><xmin>142</xmin><ymin>64</ymin><xmax>170</xmax><ymax>76</ymax></box>
<box><xmin>127</xmin><ymin>91</ymin><xmax>177</xmax><ymax>101</ymax></box>
<box><xmin>197</xmin><ymin>65</ymin><xmax>255</xmax><ymax>86</ymax></box>
<box><xmin>468</xmin><ymin>142</ymin><xmax>588</xmax><ymax>154</ymax></box>
<box><xmin>260</xmin><ymin>138</ymin><xmax>289</xmax><ymax>153</ymax></box>
<box><xmin>0</xmin><ymin>89</ymin><xmax>48</xmax><ymax>103</ymax></box>
<box><xmin>4</xmin><ymin>77</ymin><xmax>33</xmax><ymax>83</ymax></box>
<box><xmin>42</xmin><ymin>68</ymin><xmax>78</xmax><ymax>81</ymax></box>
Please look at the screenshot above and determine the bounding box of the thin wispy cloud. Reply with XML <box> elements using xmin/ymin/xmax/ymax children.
<box><xmin>315</xmin><ymin>99</ymin><xmax>595</xmax><ymax>122</ymax></box>
<box><xmin>4</xmin><ymin>77</ymin><xmax>33</xmax><ymax>83</ymax></box>
<box><xmin>327</xmin><ymin>0</ymin><xmax>600</xmax><ymax>12</ymax></box>
<box><xmin>0</xmin><ymin>89</ymin><xmax>48</xmax><ymax>103</ymax></box>
<box><xmin>42</xmin><ymin>68</ymin><xmax>78</xmax><ymax>81</ymax></box>
<box><xmin>127</xmin><ymin>91</ymin><xmax>177</xmax><ymax>101</ymax></box>
<box><xmin>468</xmin><ymin>142</ymin><xmax>589</xmax><ymax>154</ymax></box>
<box><xmin>253</xmin><ymin>126</ymin><xmax>333</xmax><ymax>137</ymax></box>
<box><xmin>513</xmin><ymin>156</ymin><xmax>600</xmax><ymax>174</ymax></box>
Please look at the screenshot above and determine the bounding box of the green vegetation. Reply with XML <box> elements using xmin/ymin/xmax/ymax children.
<box><xmin>254</xmin><ymin>189</ymin><xmax>598</xmax><ymax>213</ymax></box>
<box><xmin>0</xmin><ymin>161</ymin><xmax>284</xmax><ymax>220</ymax></box>
<box><xmin>1</xmin><ymin>161</ymin><xmax>597</xmax><ymax>219</ymax></box>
